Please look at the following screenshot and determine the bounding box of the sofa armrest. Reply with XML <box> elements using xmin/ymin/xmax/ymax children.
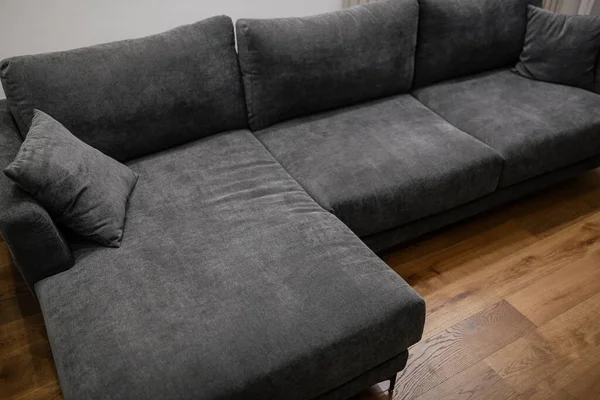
<box><xmin>0</xmin><ymin>100</ymin><xmax>73</xmax><ymax>289</ymax></box>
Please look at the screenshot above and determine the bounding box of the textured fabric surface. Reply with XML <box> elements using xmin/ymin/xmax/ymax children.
<box><xmin>595</xmin><ymin>53</ymin><xmax>600</xmax><ymax>94</ymax></box>
<box><xmin>413</xmin><ymin>69</ymin><xmax>600</xmax><ymax>187</ymax></box>
<box><xmin>4</xmin><ymin>110</ymin><xmax>138</xmax><ymax>247</ymax></box>
<box><xmin>255</xmin><ymin>94</ymin><xmax>503</xmax><ymax>237</ymax></box>
<box><xmin>414</xmin><ymin>0</ymin><xmax>541</xmax><ymax>88</ymax></box>
<box><xmin>315</xmin><ymin>351</ymin><xmax>408</xmax><ymax>400</ymax></box>
<box><xmin>365</xmin><ymin>153</ymin><xmax>600</xmax><ymax>253</ymax></box>
<box><xmin>515</xmin><ymin>5</ymin><xmax>600</xmax><ymax>91</ymax></box>
<box><xmin>0</xmin><ymin>101</ymin><xmax>73</xmax><ymax>288</ymax></box>
<box><xmin>36</xmin><ymin>130</ymin><xmax>425</xmax><ymax>400</ymax></box>
<box><xmin>236</xmin><ymin>0</ymin><xmax>419</xmax><ymax>130</ymax></box>
<box><xmin>0</xmin><ymin>16</ymin><xmax>247</xmax><ymax>162</ymax></box>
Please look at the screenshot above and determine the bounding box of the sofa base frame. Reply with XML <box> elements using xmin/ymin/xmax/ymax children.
<box><xmin>364</xmin><ymin>154</ymin><xmax>600</xmax><ymax>253</ymax></box>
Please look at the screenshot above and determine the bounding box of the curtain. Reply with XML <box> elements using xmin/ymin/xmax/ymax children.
<box><xmin>544</xmin><ymin>0</ymin><xmax>596</xmax><ymax>14</ymax></box>
<box><xmin>544</xmin><ymin>0</ymin><xmax>562</xmax><ymax>12</ymax></box>
<box><xmin>345</xmin><ymin>0</ymin><xmax>596</xmax><ymax>14</ymax></box>
<box><xmin>343</xmin><ymin>0</ymin><xmax>377</xmax><ymax>7</ymax></box>
<box><xmin>578</xmin><ymin>0</ymin><xmax>597</xmax><ymax>14</ymax></box>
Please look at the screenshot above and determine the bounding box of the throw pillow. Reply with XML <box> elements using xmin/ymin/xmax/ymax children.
<box><xmin>3</xmin><ymin>109</ymin><xmax>138</xmax><ymax>247</ymax></box>
<box><xmin>515</xmin><ymin>5</ymin><xmax>600</xmax><ymax>91</ymax></box>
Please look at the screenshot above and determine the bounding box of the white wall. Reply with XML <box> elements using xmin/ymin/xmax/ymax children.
<box><xmin>0</xmin><ymin>0</ymin><xmax>342</xmax><ymax>98</ymax></box>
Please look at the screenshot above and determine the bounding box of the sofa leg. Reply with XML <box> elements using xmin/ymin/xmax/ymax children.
<box><xmin>387</xmin><ymin>373</ymin><xmax>397</xmax><ymax>400</ymax></box>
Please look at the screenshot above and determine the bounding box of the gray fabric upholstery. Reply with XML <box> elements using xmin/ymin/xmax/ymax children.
<box><xmin>315</xmin><ymin>351</ymin><xmax>408</xmax><ymax>400</ymax></box>
<box><xmin>413</xmin><ymin>69</ymin><xmax>600</xmax><ymax>187</ymax></box>
<box><xmin>36</xmin><ymin>130</ymin><xmax>425</xmax><ymax>400</ymax></box>
<box><xmin>515</xmin><ymin>5</ymin><xmax>600</xmax><ymax>91</ymax></box>
<box><xmin>0</xmin><ymin>100</ymin><xmax>73</xmax><ymax>288</ymax></box>
<box><xmin>0</xmin><ymin>16</ymin><xmax>247</xmax><ymax>162</ymax></box>
<box><xmin>365</xmin><ymin>153</ymin><xmax>600</xmax><ymax>253</ymax></box>
<box><xmin>595</xmin><ymin>53</ymin><xmax>600</xmax><ymax>94</ymax></box>
<box><xmin>236</xmin><ymin>0</ymin><xmax>418</xmax><ymax>130</ymax></box>
<box><xmin>0</xmin><ymin>100</ymin><xmax>73</xmax><ymax>289</ymax></box>
<box><xmin>414</xmin><ymin>0</ymin><xmax>542</xmax><ymax>88</ymax></box>
<box><xmin>255</xmin><ymin>94</ymin><xmax>503</xmax><ymax>237</ymax></box>
<box><xmin>4</xmin><ymin>110</ymin><xmax>138</xmax><ymax>247</ymax></box>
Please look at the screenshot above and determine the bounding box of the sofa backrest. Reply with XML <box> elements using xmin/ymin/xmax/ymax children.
<box><xmin>0</xmin><ymin>16</ymin><xmax>247</xmax><ymax>162</ymax></box>
<box><xmin>414</xmin><ymin>0</ymin><xmax>543</xmax><ymax>88</ymax></box>
<box><xmin>236</xmin><ymin>0</ymin><xmax>419</xmax><ymax>131</ymax></box>
<box><xmin>595</xmin><ymin>59</ymin><xmax>600</xmax><ymax>94</ymax></box>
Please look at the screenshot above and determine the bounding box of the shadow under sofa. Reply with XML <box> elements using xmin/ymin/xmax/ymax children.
<box><xmin>2</xmin><ymin>0</ymin><xmax>600</xmax><ymax>399</ymax></box>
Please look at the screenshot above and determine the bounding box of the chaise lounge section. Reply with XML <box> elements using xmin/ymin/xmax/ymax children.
<box><xmin>35</xmin><ymin>128</ymin><xmax>425</xmax><ymax>400</ymax></box>
<box><xmin>1</xmin><ymin>0</ymin><xmax>600</xmax><ymax>399</ymax></box>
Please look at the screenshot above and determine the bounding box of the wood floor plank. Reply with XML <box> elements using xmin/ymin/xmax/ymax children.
<box><xmin>394</xmin><ymin>301</ymin><xmax>534</xmax><ymax>400</ymax></box>
<box><xmin>0</xmin><ymin>261</ymin><xmax>29</xmax><ymax>302</ymax></box>
<box><xmin>570</xmin><ymin>376</ymin><xmax>600</xmax><ymax>400</ymax></box>
<box><xmin>509</xmin><ymin>187</ymin><xmax>597</xmax><ymax>239</ymax></box>
<box><xmin>390</xmin><ymin>221</ymin><xmax>537</xmax><ymax>297</ymax></box>
<box><xmin>507</xmin><ymin>250</ymin><xmax>600</xmax><ymax>326</ymax></box>
<box><xmin>14</xmin><ymin>382</ymin><xmax>63</xmax><ymax>400</ymax></box>
<box><xmin>0</xmin><ymin>293</ymin><xmax>42</xmax><ymax>327</ymax></box>
<box><xmin>1</xmin><ymin>240</ymin><xmax>13</xmax><ymax>269</ymax></box>
<box><xmin>485</xmin><ymin>330</ymin><xmax>570</xmax><ymax>395</ymax></box>
<box><xmin>0</xmin><ymin>337</ymin><xmax>58</xmax><ymax>400</ymax></box>
<box><xmin>0</xmin><ymin>314</ymin><xmax>48</xmax><ymax>362</ymax></box>
<box><xmin>409</xmin><ymin>362</ymin><xmax>520</xmax><ymax>400</ymax></box>
<box><xmin>485</xmin><ymin>291</ymin><xmax>600</xmax><ymax>394</ymax></box>
<box><xmin>382</xmin><ymin>213</ymin><xmax>511</xmax><ymax>271</ymax></box>
<box><xmin>422</xmin><ymin>214</ymin><xmax>600</xmax><ymax>338</ymax></box>
<box><xmin>523</xmin><ymin>344</ymin><xmax>600</xmax><ymax>400</ymax></box>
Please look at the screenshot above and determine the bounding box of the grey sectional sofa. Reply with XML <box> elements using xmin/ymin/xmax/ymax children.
<box><xmin>1</xmin><ymin>0</ymin><xmax>599</xmax><ymax>399</ymax></box>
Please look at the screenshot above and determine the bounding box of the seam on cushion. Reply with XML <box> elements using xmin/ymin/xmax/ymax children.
<box><xmin>407</xmin><ymin>0</ymin><xmax>419</xmax><ymax>91</ymax></box>
<box><xmin>239</xmin><ymin>23</ymin><xmax>258</xmax><ymax>131</ymax></box>
<box><xmin>408</xmin><ymin>92</ymin><xmax>505</xmax><ymax>192</ymax></box>
<box><xmin>593</xmin><ymin>46</ymin><xmax>600</xmax><ymax>93</ymax></box>
<box><xmin>249</xmin><ymin>131</ymin><xmax>337</xmax><ymax>219</ymax></box>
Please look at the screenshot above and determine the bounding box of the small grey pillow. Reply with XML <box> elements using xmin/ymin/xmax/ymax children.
<box><xmin>3</xmin><ymin>110</ymin><xmax>138</xmax><ymax>247</ymax></box>
<box><xmin>515</xmin><ymin>5</ymin><xmax>600</xmax><ymax>91</ymax></box>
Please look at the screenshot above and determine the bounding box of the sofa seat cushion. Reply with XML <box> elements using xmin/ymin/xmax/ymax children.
<box><xmin>413</xmin><ymin>69</ymin><xmax>600</xmax><ymax>187</ymax></box>
<box><xmin>35</xmin><ymin>130</ymin><xmax>425</xmax><ymax>400</ymax></box>
<box><xmin>254</xmin><ymin>95</ymin><xmax>504</xmax><ymax>238</ymax></box>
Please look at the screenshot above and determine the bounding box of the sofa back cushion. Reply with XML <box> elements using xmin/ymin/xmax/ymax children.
<box><xmin>595</xmin><ymin>58</ymin><xmax>600</xmax><ymax>94</ymax></box>
<box><xmin>236</xmin><ymin>0</ymin><xmax>419</xmax><ymax>131</ymax></box>
<box><xmin>0</xmin><ymin>16</ymin><xmax>247</xmax><ymax>162</ymax></box>
<box><xmin>414</xmin><ymin>0</ymin><xmax>542</xmax><ymax>88</ymax></box>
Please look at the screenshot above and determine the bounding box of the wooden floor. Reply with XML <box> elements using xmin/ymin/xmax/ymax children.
<box><xmin>3</xmin><ymin>171</ymin><xmax>600</xmax><ymax>400</ymax></box>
